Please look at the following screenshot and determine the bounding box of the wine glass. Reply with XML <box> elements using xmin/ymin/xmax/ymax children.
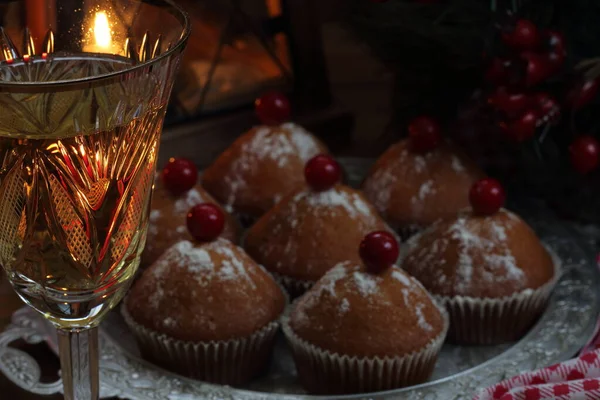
<box><xmin>0</xmin><ymin>1</ymin><xmax>189</xmax><ymax>398</ymax></box>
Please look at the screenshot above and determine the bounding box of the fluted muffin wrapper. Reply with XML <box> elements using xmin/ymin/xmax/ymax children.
<box><xmin>270</xmin><ymin>271</ymin><xmax>315</xmax><ymax>299</ymax></box>
<box><xmin>281</xmin><ymin>301</ymin><xmax>450</xmax><ymax>395</ymax></box>
<box><xmin>121</xmin><ymin>281</ymin><xmax>289</xmax><ymax>386</ymax></box>
<box><xmin>252</xmin><ymin>225</ymin><xmax>403</xmax><ymax>299</ymax></box>
<box><xmin>240</xmin><ymin>230</ymin><xmax>313</xmax><ymax>298</ymax></box>
<box><xmin>235</xmin><ymin>212</ymin><xmax>258</xmax><ymax>230</ymax></box>
<box><xmin>396</xmin><ymin>224</ymin><xmax>423</xmax><ymax>241</ymax></box>
<box><xmin>437</xmin><ymin>247</ymin><xmax>562</xmax><ymax>345</ymax></box>
<box><xmin>121</xmin><ymin>304</ymin><xmax>280</xmax><ymax>385</ymax></box>
<box><xmin>240</xmin><ymin>230</ymin><xmax>315</xmax><ymax>298</ymax></box>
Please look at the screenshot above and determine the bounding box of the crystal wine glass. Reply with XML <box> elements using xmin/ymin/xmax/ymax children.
<box><xmin>0</xmin><ymin>1</ymin><xmax>189</xmax><ymax>398</ymax></box>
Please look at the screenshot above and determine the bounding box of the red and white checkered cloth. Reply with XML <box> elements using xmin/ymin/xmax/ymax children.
<box><xmin>473</xmin><ymin>348</ymin><xmax>600</xmax><ymax>399</ymax></box>
<box><xmin>473</xmin><ymin>257</ymin><xmax>600</xmax><ymax>400</ymax></box>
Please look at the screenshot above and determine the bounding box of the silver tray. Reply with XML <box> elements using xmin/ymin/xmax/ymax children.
<box><xmin>1</xmin><ymin>158</ymin><xmax>600</xmax><ymax>400</ymax></box>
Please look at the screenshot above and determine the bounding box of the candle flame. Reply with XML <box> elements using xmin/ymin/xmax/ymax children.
<box><xmin>93</xmin><ymin>12</ymin><xmax>112</xmax><ymax>49</ymax></box>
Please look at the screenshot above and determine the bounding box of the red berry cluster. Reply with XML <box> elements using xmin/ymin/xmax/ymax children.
<box><xmin>564</xmin><ymin>79</ymin><xmax>600</xmax><ymax>175</ymax></box>
<box><xmin>485</xmin><ymin>19</ymin><xmax>565</xmax><ymax>143</ymax></box>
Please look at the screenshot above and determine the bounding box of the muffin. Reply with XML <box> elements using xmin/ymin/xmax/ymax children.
<box><xmin>202</xmin><ymin>122</ymin><xmax>328</xmax><ymax>221</ymax></box>
<box><xmin>142</xmin><ymin>180</ymin><xmax>241</xmax><ymax>266</ymax></box>
<box><xmin>123</xmin><ymin>209</ymin><xmax>287</xmax><ymax>384</ymax></box>
<box><xmin>245</xmin><ymin>156</ymin><xmax>391</xmax><ymax>297</ymax></box>
<box><xmin>283</xmin><ymin>231</ymin><xmax>448</xmax><ymax>394</ymax></box>
<box><xmin>362</xmin><ymin>139</ymin><xmax>483</xmax><ymax>238</ymax></box>
<box><xmin>401</xmin><ymin>179</ymin><xmax>559</xmax><ymax>344</ymax></box>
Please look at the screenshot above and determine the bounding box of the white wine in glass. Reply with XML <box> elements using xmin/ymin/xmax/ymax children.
<box><xmin>0</xmin><ymin>1</ymin><xmax>190</xmax><ymax>399</ymax></box>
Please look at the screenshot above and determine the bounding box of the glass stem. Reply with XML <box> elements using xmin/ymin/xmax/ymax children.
<box><xmin>57</xmin><ymin>327</ymin><xmax>100</xmax><ymax>400</ymax></box>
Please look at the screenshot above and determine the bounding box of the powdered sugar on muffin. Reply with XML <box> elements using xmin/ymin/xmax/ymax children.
<box><xmin>293</xmin><ymin>263</ymin><xmax>432</xmax><ymax>329</ymax></box>
<box><xmin>257</xmin><ymin>188</ymin><xmax>383</xmax><ymax>262</ymax></box>
<box><xmin>283</xmin><ymin>123</ymin><xmax>322</xmax><ymax>160</ymax></box>
<box><xmin>150</xmin><ymin>239</ymin><xmax>256</xmax><ymax>294</ymax></box>
<box><xmin>402</xmin><ymin>209</ymin><xmax>554</xmax><ymax>298</ymax></box>
<box><xmin>244</xmin><ymin>185</ymin><xmax>392</xmax><ymax>284</ymax></box>
<box><xmin>362</xmin><ymin>150</ymin><xmax>403</xmax><ymax>213</ymax></box>
<box><xmin>142</xmin><ymin>183</ymin><xmax>240</xmax><ymax>267</ymax></box>
<box><xmin>146</xmin><ymin>238</ymin><xmax>266</xmax><ymax>322</ymax></box>
<box><xmin>362</xmin><ymin>140</ymin><xmax>483</xmax><ymax>230</ymax></box>
<box><xmin>290</xmin><ymin>261</ymin><xmax>444</xmax><ymax>355</ymax></box>
<box><xmin>173</xmin><ymin>187</ymin><xmax>205</xmax><ymax>214</ymax></box>
<box><xmin>203</xmin><ymin>123</ymin><xmax>328</xmax><ymax>219</ymax></box>
<box><xmin>292</xmin><ymin>189</ymin><xmax>377</xmax><ymax>221</ymax></box>
<box><xmin>133</xmin><ymin>238</ymin><xmax>285</xmax><ymax>339</ymax></box>
<box><xmin>223</xmin><ymin>124</ymin><xmax>322</xmax><ymax>198</ymax></box>
<box><xmin>125</xmin><ymin>236</ymin><xmax>287</xmax><ymax>385</ymax></box>
<box><xmin>451</xmin><ymin>155</ymin><xmax>466</xmax><ymax>172</ymax></box>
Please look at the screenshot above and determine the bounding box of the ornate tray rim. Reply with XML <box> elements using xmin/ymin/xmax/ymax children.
<box><xmin>0</xmin><ymin>157</ymin><xmax>599</xmax><ymax>400</ymax></box>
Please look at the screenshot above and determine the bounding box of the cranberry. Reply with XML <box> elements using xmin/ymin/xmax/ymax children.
<box><xmin>161</xmin><ymin>158</ymin><xmax>198</xmax><ymax>196</ymax></box>
<box><xmin>543</xmin><ymin>31</ymin><xmax>567</xmax><ymax>72</ymax></box>
<box><xmin>502</xmin><ymin>110</ymin><xmax>538</xmax><ymax>142</ymax></box>
<box><xmin>566</xmin><ymin>79</ymin><xmax>599</xmax><ymax>110</ymax></box>
<box><xmin>304</xmin><ymin>154</ymin><xmax>342</xmax><ymax>191</ymax></box>
<box><xmin>569</xmin><ymin>136</ymin><xmax>600</xmax><ymax>174</ymax></box>
<box><xmin>545</xmin><ymin>30</ymin><xmax>566</xmax><ymax>55</ymax></box>
<box><xmin>502</xmin><ymin>19</ymin><xmax>539</xmax><ymax>50</ymax></box>
<box><xmin>521</xmin><ymin>52</ymin><xmax>551</xmax><ymax>87</ymax></box>
<box><xmin>488</xmin><ymin>88</ymin><xmax>530</xmax><ymax>117</ymax></box>
<box><xmin>485</xmin><ymin>58</ymin><xmax>510</xmax><ymax>85</ymax></box>
<box><xmin>186</xmin><ymin>203</ymin><xmax>225</xmax><ymax>242</ymax></box>
<box><xmin>408</xmin><ymin>116</ymin><xmax>442</xmax><ymax>153</ymax></box>
<box><xmin>469</xmin><ymin>178</ymin><xmax>506</xmax><ymax>216</ymax></box>
<box><xmin>255</xmin><ymin>91</ymin><xmax>291</xmax><ymax>125</ymax></box>
<box><xmin>533</xmin><ymin>93</ymin><xmax>560</xmax><ymax>125</ymax></box>
<box><xmin>547</xmin><ymin>51</ymin><xmax>566</xmax><ymax>72</ymax></box>
<box><xmin>359</xmin><ymin>231</ymin><xmax>399</xmax><ymax>274</ymax></box>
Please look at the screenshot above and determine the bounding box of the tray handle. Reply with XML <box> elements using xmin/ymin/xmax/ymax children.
<box><xmin>0</xmin><ymin>324</ymin><xmax>63</xmax><ymax>395</ymax></box>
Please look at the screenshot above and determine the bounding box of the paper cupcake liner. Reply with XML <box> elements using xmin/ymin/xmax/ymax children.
<box><xmin>281</xmin><ymin>301</ymin><xmax>450</xmax><ymax>395</ymax></box>
<box><xmin>437</xmin><ymin>247</ymin><xmax>562</xmax><ymax>345</ymax></box>
<box><xmin>121</xmin><ymin>280</ymin><xmax>289</xmax><ymax>386</ymax></box>
<box><xmin>235</xmin><ymin>212</ymin><xmax>258</xmax><ymax>230</ymax></box>
<box><xmin>396</xmin><ymin>224</ymin><xmax>423</xmax><ymax>242</ymax></box>
<box><xmin>270</xmin><ymin>271</ymin><xmax>315</xmax><ymax>299</ymax></box>
<box><xmin>239</xmin><ymin>233</ymin><xmax>310</xmax><ymax>299</ymax></box>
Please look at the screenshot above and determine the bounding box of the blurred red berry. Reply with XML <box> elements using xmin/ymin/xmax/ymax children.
<box><xmin>521</xmin><ymin>52</ymin><xmax>552</xmax><ymax>87</ymax></box>
<box><xmin>186</xmin><ymin>203</ymin><xmax>225</xmax><ymax>242</ymax></box>
<box><xmin>162</xmin><ymin>158</ymin><xmax>198</xmax><ymax>196</ymax></box>
<box><xmin>533</xmin><ymin>93</ymin><xmax>560</xmax><ymax>125</ymax></box>
<box><xmin>566</xmin><ymin>79</ymin><xmax>599</xmax><ymax>110</ymax></box>
<box><xmin>502</xmin><ymin>19</ymin><xmax>539</xmax><ymax>51</ymax></box>
<box><xmin>488</xmin><ymin>88</ymin><xmax>530</xmax><ymax>117</ymax></box>
<box><xmin>502</xmin><ymin>110</ymin><xmax>538</xmax><ymax>142</ymax></box>
<box><xmin>469</xmin><ymin>178</ymin><xmax>506</xmax><ymax>215</ymax></box>
<box><xmin>359</xmin><ymin>231</ymin><xmax>399</xmax><ymax>274</ymax></box>
<box><xmin>304</xmin><ymin>154</ymin><xmax>342</xmax><ymax>191</ymax></box>
<box><xmin>408</xmin><ymin>116</ymin><xmax>442</xmax><ymax>153</ymax></box>
<box><xmin>570</xmin><ymin>136</ymin><xmax>600</xmax><ymax>174</ymax></box>
<box><xmin>255</xmin><ymin>91</ymin><xmax>291</xmax><ymax>125</ymax></box>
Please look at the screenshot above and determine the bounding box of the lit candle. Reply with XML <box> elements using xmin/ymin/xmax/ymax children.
<box><xmin>84</xmin><ymin>11</ymin><xmax>117</xmax><ymax>54</ymax></box>
<box><xmin>94</xmin><ymin>12</ymin><xmax>111</xmax><ymax>49</ymax></box>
